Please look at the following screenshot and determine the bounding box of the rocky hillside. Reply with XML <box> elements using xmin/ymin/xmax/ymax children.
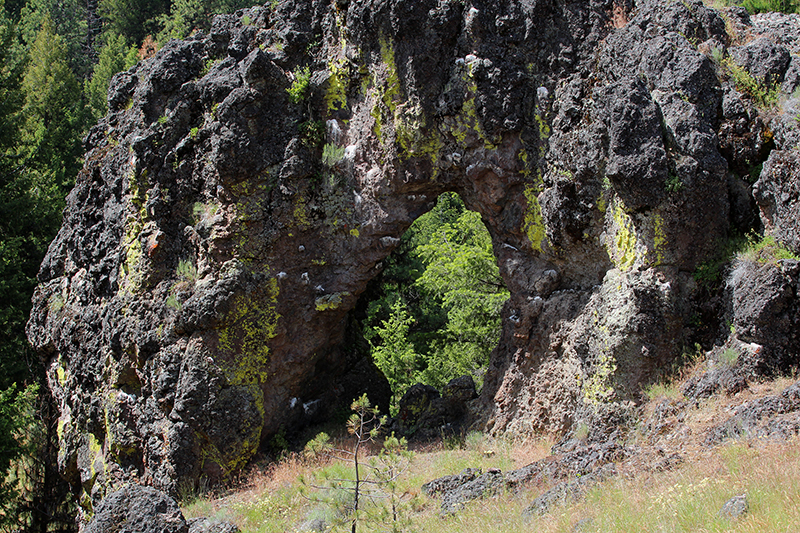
<box><xmin>26</xmin><ymin>0</ymin><xmax>800</xmax><ymax>521</ymax></box>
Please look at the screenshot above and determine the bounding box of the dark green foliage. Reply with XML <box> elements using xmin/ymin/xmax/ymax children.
<box><xmin>299</xmin><ymin>119</ymin><xmax>325</xmax><ymax>148</ymax></box>
<box><xmin>18</xmin><ymin>0</ymin><xmax>90</xmax><ymax>76</ymax></box>
<box><xmin>0</xmin><ymin>384</ymin><xmax>36</xmax><ymax>526</ymax></box>
<box><xmin>98</xmin><ymin>0</ymin><xmax>169</xmax><ymax>45</ymax></box>
<box><xmin>157</xmin><ymin>0</ymin><xmax>253</xmax><ymax>42</ymax></box>
<box><xmin>85</xmin><ymin>32</ymin><xmax>136</xmax><ymax>121</ymax></box>
<box><xmin>364</xmin><ymin>193</ymin><xmax>508</xmax><ymax>404</ymax></box>
<box><xmin>20</xmin><ymin>17</ymin><xmax>84</xmax><ymax>194</ymax></box>
<box><xmin>0</xmin><ymin>3</ymin><xmax>84</xmax><ymax>530</ymax></box>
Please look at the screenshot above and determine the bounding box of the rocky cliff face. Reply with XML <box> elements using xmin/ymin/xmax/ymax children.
<box><xmin>26</xmin><ymin>0</ymin><xmax>800</xmax><ymax>516</ymax></box>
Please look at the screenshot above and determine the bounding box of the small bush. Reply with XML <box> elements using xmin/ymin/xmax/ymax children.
<box><xmin>719</xmin><ymin>347</ymin><xmax>739</xmax><ymax>366</ymax></box>
<box><xmin>287</xmin><ymin>66</ymin><xmax>312</xmax><ymax>104</ymax></box>
<box><xmin>722</xmin><ymin>57</ymin><xmax>780</xmax><ymax>108</ymax></box>
<box><xmin>177</xmin><ymin>259</ymin><xmax>197</xmax><ymax>283</ymax></box>
<box><xmin>192</xmin><ymin>201</ymin><xmax>218</xmax><ymax>222</ymax></box>
<box><xmin>166</xmin><ymin>294</ymin><xmax>182</xmax><ymax>310</ymax></box>
<box><xmin>321</xmin><ymin>143</ymin><xmax>346</xmax><ymax>168</ymax></box>
<box><xmin>737</xmin><ymin>233</ymin><xmax>799</xmax><ymax>264</ymax></box>
<box><xmin>665</xmin><ymin>173</ymin><xmax>683</xmax><ymax>193</ymax></box>
<box><xmin>299</xmin><ymin>120</ymin><xmax>325</xmax><ymax>148</ymax></box>
<box><xmin>743</xmin><ymin>0</ymin><xmax>799</xmax><ymax>13</ymax></box>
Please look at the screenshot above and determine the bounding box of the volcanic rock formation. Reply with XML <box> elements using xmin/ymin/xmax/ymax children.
<box><xmin>26</xmin><ymin>0</ymin><xmax>800</xmax><ymax>516</ymax></box>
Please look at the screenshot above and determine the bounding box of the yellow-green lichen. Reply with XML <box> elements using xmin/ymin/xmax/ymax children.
<box><xmin>315</xmin><ymin>291</ymin><xmax>351</xmax><ymax>311</ymax></box>
<box><xmin>448</xmin><ymin>88</ymin><xmax>498</xmax><ymax>150</ymax></box>
<box><xmin>596</xmin><ymin>191</ymin><xmax>608</xmax><ymax>214</ymax></box>
<box><xmin>518</xmin><ymin>148</ymin><xmax>533</xmax><ymax>178</ymax></box>
<box><xmin>608</xmin><ymin>200</ymin><xmax>638</xmax><ymax>271</ymax></box>
<box><xmin>119</xmin><ymin>234</ymin><xmax>143</xmax><ymax>292</ymax></box>
<box><xmin>118</xmin><ymin>166</ymin><xmax>150</xmax><ymax>294</ymax></box>
<box><xmin>535</xmin><ymin>113</ymin><xmax>551</xmax><ymax>159</ymax></box>
<box><xmin>325</xmin><ymin>58</ymin><xmax>348</xmax><ymax>114</ymax></box>
<box><xmin>378</xmin><ymin>33</ymin><xmax>401</xmax><ymax>117</ymax></box>
<box><xmin>652</xmin><ymin>213</ymin><xmax>667</xmax><ymax>266</ymax></box>
<box><xmin>395</xmin><ymin>102</ymin><xmax>443</xmax><ymax>168</ymax></box>
<box><xmin>217</xmin><ymin>278</ymin><xmax>281</xmax><ymax>387</ymax></box>
<box><xmin>293</xmin><ymin>195</ymin><xmax>311</xmax><ymax>230</ymax></box>
<box><xmin>522</xmin><ymin>186</ymin><xmax>546</xmax><ymax>253</ymax></box>
<box><xmin>583</xmin><ymin>349</ymin><xmax>617</xmax><ymax>405</ymax></box>
<box><xmin>196</xmin><ymin>421</ymin><xmax>260</xmax><ymax>480</ymax></box>
<box><xmin>373</xmin><ymin>34</ymin><xmax>444</xmax><ymax>171</ymax></box>
<box><xmin>56</xmin><ymin>365</ymin><xmax>67</xmax><ymax>386</ymax></box>
<box><xmin>349</xmin><ymin>228</ymin><xmax>360</xmax><ymax>237</ymax></box>
<box><xmin>87</xmin><ymin>433</ymin><xmax>104</xmax><ymax>478</ymax></box>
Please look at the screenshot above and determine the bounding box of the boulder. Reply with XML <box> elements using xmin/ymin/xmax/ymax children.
<box><xmin>84</xmin><ymin>485</ymin><xmax>188</xmax><ymax>533</ymax></box>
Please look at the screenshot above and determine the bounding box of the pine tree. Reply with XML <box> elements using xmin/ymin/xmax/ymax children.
<box><xmin>97</xmin><ymin>0</ymin><xmax>169</xmax><ymax>45</ymax></box>
<box><xmin>85</xmin><ymin>32</ymin><xmax>135</xmax><ymax>121</ymax></box>
<box><xmin>20</xmin><ymin>16</ymin><xmax>85</xmax><ymax>195</ymax></box>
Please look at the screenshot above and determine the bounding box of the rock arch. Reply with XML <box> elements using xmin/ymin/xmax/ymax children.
<box><xmin>28</xmin><ymin>0</ymin><xmax>760</xmax><ymax>513</ymax></box>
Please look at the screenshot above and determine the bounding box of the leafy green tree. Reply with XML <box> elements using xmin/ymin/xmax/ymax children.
<box><xmin>414</xmin><ymin>208</ymin><xmax>508</xmax><ymax>388</ymax></box>
<box><xmin>364</xmin><ymin>192</ymin><xmax>508</xmax><ymax>399</ymax></box>
<box><xmin>85</xmin><ymin>32</ymin><xmax>136</xmax><ymax>122</ymax></box>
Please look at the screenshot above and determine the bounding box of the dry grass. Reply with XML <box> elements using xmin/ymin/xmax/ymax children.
<box><xmin>537</xmin><ymin>439</ymin><xmax>800</xmax><ymax>533</ymax></box>
<box><xmin>182</xmin><ymin>370</ymin><xmax>800</xmax><ymax>533</ymax></box>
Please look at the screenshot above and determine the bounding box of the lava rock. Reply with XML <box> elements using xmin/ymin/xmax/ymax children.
<box><xmin>84</xmin><ymin>484</ymin><xmax>188</xmax><ymax>533</ymax></box>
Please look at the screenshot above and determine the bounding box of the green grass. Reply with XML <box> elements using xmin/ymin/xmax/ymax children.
<box><xmin>737</xmin><ymin>233</ymin><xmax>799</xmax><ymax>264</ymax></box>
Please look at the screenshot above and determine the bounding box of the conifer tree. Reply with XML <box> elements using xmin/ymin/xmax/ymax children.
<box><xmin>85</xmin><ymin>32</ymin><xmax>135</xmax><ymax>121</ymax></box>
<box><xmin>20</xmin><ymin>16</ymin><xmax>84</xmax><ymax>196</ymax></box>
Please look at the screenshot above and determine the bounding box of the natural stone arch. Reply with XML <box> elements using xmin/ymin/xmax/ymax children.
<box><xmin>27</xmin><ymin>0</ymin><xmax>741</xmax><ymax>515</ymax></box>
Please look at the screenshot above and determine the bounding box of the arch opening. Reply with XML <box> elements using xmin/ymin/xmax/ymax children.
<box><xmin>354</xmin><ymin>191</ymin><xmax>509</xmax><ymax>413</ymax></box>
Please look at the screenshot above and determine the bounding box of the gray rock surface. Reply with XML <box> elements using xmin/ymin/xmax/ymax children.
<box><xmin>523</xmin><ymin>463</ymin><xmax>616</xmax><ymax>517</ymax></box>
<box><xmin>393</xmin><ymin>376</ymin><xmax>477</xmax><ymax>439</ymax></box>
<box><xmin>719</xmin><ymin>494</ymin><xmax>749</xmax><ymax>519</ymax></box>
<box><xmin>705</xmin><ymin>381</ymin><xmax>800</xmax><ymax>445</ymax></box>
<box><xmin>84</xmin><ymin>484</ymin><xmax>188</xmax><ymax>533</ymax></box>
<box><xmin>187</xmin><ymin>518</ymin><xmax>240</xmax><ymax>533</ymax></box>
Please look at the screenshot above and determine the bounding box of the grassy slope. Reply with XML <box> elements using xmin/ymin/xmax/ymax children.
<box><xmin>182</xmin><ymin>373</ymin><xmax>800</xmax><ymax>533</ymax></box>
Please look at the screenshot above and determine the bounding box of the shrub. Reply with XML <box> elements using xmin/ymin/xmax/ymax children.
<box><xmin>743</xmin><ymin>0</ymin><xmax>799</xmax><ymax>13</ymax></box>
<box><xmin>737</xmin><ymin>233</ymin><xmax>799</xmax><ymax>264</ymax></box>
<box><xmin>321</xmin><ymin>143</ymin><xmax>345</xmax><ymax>168</ymax></box>
<box><xmin>722</xmin><ymin>57</ymin><xmax>780</xmax><ymax>108</ymax></box>
<box><xmin>176</xmin><ymin>259</ymin><xmax>197</xmax><ymax>283</ymax></box>
<box><xmin>287</xmin><ymin>66</ymin><xmax>312</xmax><ymax>104</ymax></box>
<box><xmin>299</xmin><ymin>120</ymin><xmax>325</xmax><ymax>148</ymax></box>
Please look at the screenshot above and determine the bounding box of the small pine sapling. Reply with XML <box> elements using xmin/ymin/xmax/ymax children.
<box><xmin>302</xmin><ymin>394</ymin><xmax>414</xmax><ymax>533</ymax></box>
